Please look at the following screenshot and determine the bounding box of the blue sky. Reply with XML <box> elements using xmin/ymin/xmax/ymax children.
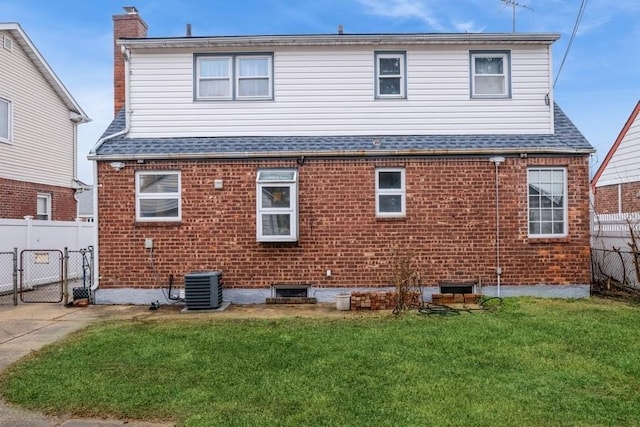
<box><xmin>2</xmin><ymin>0</ymin><xmax>639</xmax><ymax>183</ymax></box>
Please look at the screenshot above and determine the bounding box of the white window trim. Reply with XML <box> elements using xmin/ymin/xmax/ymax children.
<box><xmin>256</xmin><ymin>169</ymin><xmax>298</xmax><ymax>242</ymax></box>
<box><xmin>527</xmin><ymin>167</ymin><xmax>568</xmax><ymax>238</ymax></box>
<box><xmin>236</xmin><ymin>55</ymin><xmax>273</xmax><ymax>100</ymax></box>
<box><xmin>375</xmin><ymin>168</ymin><xmax>406</xmax><ymax>218</ymax></box>
<box><xmin>196</xmin><ymin>56</ymin><xmax>233</xmax><ymax>100</ymax></box>
<box><xmin>0</xmin><ymin>97</ymin><xmax>12</xmax><ymax>144</ymax></box>
<box><xmin>470</xmin><ymin>51</ymin><xmax>511</xmax><ymax>99</ymax></box>
<box><xmin>195</xmin><ymin>53</ymin><xmax>273</xmax><ymax>101</ymax></box>
<box><xmin>135</xmin><ymin>171</ymin><xmax>182</xmax><ymax>222</ymax></box>
<box><xmin>36</xmin><ymin>193</ymin><xmax>51</xmax><ymax>221</ymax></box>
<box><xmin>375</xmin><ymin>52</ymin><xmax>406</xmax><ymax>99</ymax></box>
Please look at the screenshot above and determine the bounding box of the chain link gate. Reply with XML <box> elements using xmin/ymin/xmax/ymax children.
<box><xmin>66</xmin><ymin>247</ymin><xmax>94</xmax><ymax>304</ymax></box>
<box><xmin>19</xmin><ymin>249</ymin><xmax>64</xmax><ymax>303</ymax></box>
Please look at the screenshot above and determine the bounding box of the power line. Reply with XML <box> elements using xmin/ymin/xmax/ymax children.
<box><xmin>554</xmin><ymin>0</ymin><xmax>589</xmax><ymax>89</ymax></box>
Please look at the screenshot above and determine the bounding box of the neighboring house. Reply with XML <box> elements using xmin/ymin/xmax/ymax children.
<box><xmin>75</xmin><ymin>186</ymin><xmax>94</xmax><ymax>222</ymax></box>
<box><xmin>89</xmin><ymin>7</ymin><xmax>593</xmax><ymax>305</ymax></box>
<box><xmin>0</xmin><ymin>23</ymin><xmax>90</xmax><ymax>221</ymax></box>
<box><xmin>591</xmin><ymin>101</ymin><xmax>640</xmax><ymax>214</ymax></box>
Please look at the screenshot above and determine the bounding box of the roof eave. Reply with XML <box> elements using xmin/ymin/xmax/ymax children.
<box><xmin>117</xmin><ymin>32</ymin><xmax>561</xmax><ymax>49</ymax></box>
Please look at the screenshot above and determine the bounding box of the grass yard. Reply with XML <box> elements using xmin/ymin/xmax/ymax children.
<box><xmin>1</xmin><ymin>297</ymin><xmax>640</xmax><ymax>426</ymax></box>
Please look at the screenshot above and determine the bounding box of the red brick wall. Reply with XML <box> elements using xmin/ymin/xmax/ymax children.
<box><xmin>594</xmin><ymin>184</ymin><xmax>619</xmax><ymax>214</ymax></box>
<box><xmin>96</xmin><ymin>155</ymin><xmax>591</xmax><ymax>290</ymax></box>
<box><xmin>621</xmin><ymin>181</ymin><xmax>640</xmax><ymax>212</ymax></box>
<box><xmin>0</xmin><ymin>177</ymin><xmax>76</xmax><ymax>220</ymax></box>
<box><xmin>594</xmin><ymin>181</ymin><xmax>640</xmax><ymax>214</ymax></box>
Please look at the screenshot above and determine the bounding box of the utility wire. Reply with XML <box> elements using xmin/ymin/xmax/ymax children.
<box><xmin>554</xmin><ymin>0</ymin><xmax>588</xmax><ymax>89</ymax></box>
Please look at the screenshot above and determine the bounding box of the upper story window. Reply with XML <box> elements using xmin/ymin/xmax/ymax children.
<box><xmin>0</xmin><ymin>97</ymin><xmax>11</xmax><ymax>143</ymax></box>
<box><xmin>135</xmin><ymin>171</ymin><xmax>181</xmax><ymax>222</ymax></box>
<box><xmin>196</xmin><ymin>54</ymin><xmax>273</xmax><ymax>101</ymax></box>
<box><xmin>376</xmin><ymin>168</ymin><xmax>406</xmax><ymax>217</ymax></box>
<box><xmin>470</xmin><ymin>51</ymin><xmax>510</xmax><ymax>98</ymax></box>
<box><xmin>256</xmin><ymin>169</ymin><xmax>298</xmax><ymax>242</ymax></box>
<box><xmin>36</xmin><ymin>193</ymin><xmax>51</xmax><ymax>221</ymax></box>
<box><xmin>375</xmin><ymin>52</ymin><xmax>406</xmax><ymax>99</ymax></box>
<box><xmin>528</xmin><ymin>168</ymin><xmax>567</xmax><ymax>237</ymax></box>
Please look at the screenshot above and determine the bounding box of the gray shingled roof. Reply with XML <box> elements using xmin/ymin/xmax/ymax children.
<box><xmin>91</xmin><ymin>103</ymin><xmax>592</xmax><ymax>160</ymax></box>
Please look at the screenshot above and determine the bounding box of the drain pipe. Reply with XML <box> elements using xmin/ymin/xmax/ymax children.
<box><xmin>489</xmin><ymin>157</ymin><xmax>505</xmax><ymax>297</ymax></box>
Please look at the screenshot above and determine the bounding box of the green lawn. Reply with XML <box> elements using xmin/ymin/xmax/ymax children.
<box><xmin>2</xmin><ymin>297</ymin><xmax>640</xmax><ymax>426</ymax></box>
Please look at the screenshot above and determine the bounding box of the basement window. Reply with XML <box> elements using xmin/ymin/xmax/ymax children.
<box><xmin>256</xmin><ymin>169</ymin><xmax>298</xmax><ymax>242</ymax></box>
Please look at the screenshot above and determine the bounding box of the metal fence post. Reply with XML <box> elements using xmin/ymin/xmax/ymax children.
<box><xmin>12</xmin><ymin>247</ymin><xmax>18</xmax><ymax>306</ymax></box>
<box><xmin>64</xmin><ymin>247</ymin><xmax>69</xmax><ymax>306</ymax></box>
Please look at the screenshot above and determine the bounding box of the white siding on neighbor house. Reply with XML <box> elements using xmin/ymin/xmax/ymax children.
<box><xmin>596</xmin><ymin>112</ymin><xmax>640</xmax><ymax>187</ymax></box>
<box><xmin>127</xmin><ymin>44</ymin><xmax>554</xmax><ymax>138</ymax></box>
<box><xmin>0</xmin><ymin>30</ymin><xmax>75</xmax><ymax>188</ymax></box>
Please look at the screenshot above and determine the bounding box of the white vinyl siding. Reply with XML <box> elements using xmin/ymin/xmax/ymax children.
<box><xmin>595</xmin><ymin>112</ymin><xmax>640</xmax><ymax>187</ymax></box>
<box><xmin>126</xmin><ymin>44</ymin><xmax>554</xmax><ymax>138</ymax></box>
<box><xmin>0</xmin><ymin>30</ymin><xmax>75</xmax><ymax>187</ymax></box>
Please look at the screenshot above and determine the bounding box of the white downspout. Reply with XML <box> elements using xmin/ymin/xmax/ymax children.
<box><xmin>489</xmin><ymin>157</ymin><xmax>505</xmax><ymax>297</ymax></box>
<box><xmin>90</xmin><ymin>46</ymin><xmax>132</xmax><ymax>293</ymax></box>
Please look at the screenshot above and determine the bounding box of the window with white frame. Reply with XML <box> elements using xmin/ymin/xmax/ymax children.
<box><xmin>375</xmin><ymin>52</ymin><xmax>406</xmax><ymax>98</ymax></box>
<box><xmin>470</xmin><ymin>51</ymin><xmax>510</xmax><ymax>98</ymax></box>
<box><xmin>528</xmin><ymin>168</ymin><xmax>567</xmax><ymax>237</ymax></box>
<box><xmin>256</xmin><ymin>169</ymin><xmax>298</xmax><ymax>242</ymax></box>
<box><xmin>196</xmin><ymin>54</ymin><xmax>272</xmax><ymax>100</ymax></box>
<box><xmin>376</xmin><ymin>168</ymin><xmax>406</xmax><ymax>217</ymax></box>
<box><xmin>0</xmin><ymin>97</ymin><xmax>11</xmax><ymax>143</ymax></box>
<box><xmin>135</xmin><ymin>171</ymin><xmax>181</xmax><ymax>221</ymax></box>
<box><xmin>36</xmin><ymin>193</ymin><xmax>51</xmax><ymax>220</ymax></box>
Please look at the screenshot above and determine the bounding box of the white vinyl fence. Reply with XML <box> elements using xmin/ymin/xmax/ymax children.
<box><xmin>0</xmin><ymin>216</ymin><xmax>95</xmax><ymax>293</ymax></box>
<box><xmin>591</xmin><ymin>212</ymin><xmax>640</xmax><ymax>289</ymax></box>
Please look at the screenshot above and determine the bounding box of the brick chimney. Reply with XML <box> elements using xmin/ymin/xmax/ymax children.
<box><xmin>113</xmin><ymin>6</ymin><xmax>147</xmax><ymax>116</ymax></box>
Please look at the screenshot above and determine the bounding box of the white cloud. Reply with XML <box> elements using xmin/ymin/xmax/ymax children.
<box><xmin>356</xmin><ymin>0</ymin><xmax>447</xmax><ymax>31</ymax></box>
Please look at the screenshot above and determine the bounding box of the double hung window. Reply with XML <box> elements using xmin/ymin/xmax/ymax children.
<box><xmin>470</xmin><ymin>51</ymin><xmax>510</xmax><ymax>98</ymax></box>
<box><xmin>256</xmin><ymin>170</ymin><xmax>298</xmax><ymax>242</ymax></box>
<box><xmin>376</xmin><ymin>168</ymin><xmax>406</xmax><ymax>217</ymax></box>
<box><xmin>528</xmin><ymin>168</ymin><xmax>567</xmax><ymax>237</ymax></box>
<box><xmin>135</xmin><ymin>171</ymin><xmax>181</xmax><ymax>221</ymax></box>
<box><xmin>36</xmin><ymin>193</ymin><xmax>51</xmax><ymax>220</ymax></box>
<box><xmin>375</xmin><ymin>52</ymin><xmax>406</xmax><ymax>99</ymax></box>
<box><xmin>196</xmin><ymin>54</ymin><xmax>272</xmax><ymax>100</ymax></box>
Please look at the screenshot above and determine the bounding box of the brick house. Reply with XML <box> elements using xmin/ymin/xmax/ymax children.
<box><xmin>591</xmin><ymin>100</ymin><xmax>640</xmax><ymax>215</ymax></box>
<box><xmin>89</xmin><ymin>8</ymin><xmax>593</xmax><ymax>305</ymax></box>
<box><xmin>0</xmin><ymin>23</ymin><xmax>90</xmax><ymax>221</ymax></box>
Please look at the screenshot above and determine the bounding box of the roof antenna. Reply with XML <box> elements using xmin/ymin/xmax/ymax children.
<box><xmin>500</xmin><ymin>0</ymin><xmax>533</xmax><ymax>32</ymax></box>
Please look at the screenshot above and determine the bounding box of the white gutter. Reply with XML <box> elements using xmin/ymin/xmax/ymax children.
<box><xmin>89</xmin><ymin>46</ymin><xmax>132</xmax><ymax>293</ymax></box>
<box><xmin>87</xmin><ymin>146</ymin><xmax>595</xmax><ymax>162</ymax></box>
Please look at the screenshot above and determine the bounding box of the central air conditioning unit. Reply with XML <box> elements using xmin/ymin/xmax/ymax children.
<box><xmin>184</xmin><ymin>271</ymin><xmax>222</xmax><ymax>309</ymax></box>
